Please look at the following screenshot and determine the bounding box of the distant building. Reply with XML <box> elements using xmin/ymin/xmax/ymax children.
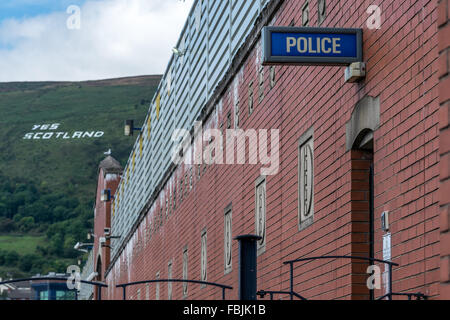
<box><xmin>0</xmin><ymin>279</ymin><xmax>32</xmax><ymax>300</ymax></box>
<box><xmin>30</xmin><ymin>273</ymin><xmax>76</xmax><ymax>300</ymax></box>
<box><xmin>0</xmin><ymin>278</ymin><xmax>15</xmax><ymax>296</ymax></box>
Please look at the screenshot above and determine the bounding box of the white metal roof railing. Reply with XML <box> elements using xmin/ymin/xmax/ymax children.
<box><xmin>111</xmin><ymin>0</ymin><xmax>269</xmax><ymax>257</ymax></box>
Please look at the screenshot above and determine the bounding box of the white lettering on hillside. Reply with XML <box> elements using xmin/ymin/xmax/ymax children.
<box><xmin>23</xmin><ymin>123</ymin><xmax>105</xmax><ymax>140</ymax></box>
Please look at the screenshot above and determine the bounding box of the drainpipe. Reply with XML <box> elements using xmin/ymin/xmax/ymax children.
<box><xmin>234</xmin><ymin>234</ymin><xmax>262</xmax><ymax>300</ymax></box>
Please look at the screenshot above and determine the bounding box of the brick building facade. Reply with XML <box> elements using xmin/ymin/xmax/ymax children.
<box><xmin>439</xmin><ymin>0</ymin><xmax>450</xmax><ymax>299</ymax></box>
<box><xmin>89</xmin><ymin>0</ymin><xmax>450</xmax><ymax>300</ymax></box>
<box><xmin>92</xmin><ymin>156</ymin><xmax>122</xmax><ymax>299</ymax></box>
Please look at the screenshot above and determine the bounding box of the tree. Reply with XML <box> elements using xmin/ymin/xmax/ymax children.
<box><xmin>0</xmin><ymin>218</ymin><xmax>16</xmax><ymax>233</ymax></box>
<box><xmin>5</xmin><ymin>251</ymin><xmax>19</xmax><ymax>266</ymax></box>
<box><xmin>19</xmin><ymin>254</ymin><xmax>36</xmax><ymax>272</ymax></box>
<box><xmin>0</xmin><ymin>203</ymin><xmax>7</xmax><ymax>217</ymax></box>
<box><xmin>53</xmin><ymin>206</ymin><xmax>68</xmax><ymax>222</ymax></box>
<box><xmin>18</xmin><ymin>216</ymin><xmax>35</xmax><ymax>232</ymax></box>
<box><xmin>49</xmin><ymin>233</ymin><xmax>64</xmax><ymax>256</ymax></box>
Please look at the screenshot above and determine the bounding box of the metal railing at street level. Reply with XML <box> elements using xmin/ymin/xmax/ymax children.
<box><xmin>256</xmin><ymin>255</ymin><xmax>427</xmax><ymax>301</ymax></box>
<box><xmin>116</xmin><ymin>279</ymin><xmax>233</xmax><ymax>300</ymax></box>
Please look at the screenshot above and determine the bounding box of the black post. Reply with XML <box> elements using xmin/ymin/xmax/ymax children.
<box><xmin>388</xmin><ymin>264</ymin><xmax>393</xmax><ymax>300</ymax></box>
<box><xmin>234</xmin><ymin>234</ymin><xmax>262</xmax><ymax>300</ymax></box>
<box><xmin>369</xmin><ymin>163</ymin><xmax>375</xmax><ymax>301</ymax></box>
<box><xmin>289</xmin><ymin>263</ymin><xmax>294</xmax><ymax>300</ymax></box>
<box><xmin>97</xmin><ymin>286</ymin><xmax>102</xmax><ymax>301</ymax></box>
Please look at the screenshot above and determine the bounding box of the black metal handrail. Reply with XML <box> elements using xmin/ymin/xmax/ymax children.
<box><xmin>378</xmin><ymin>292</ymin><xmax>427</xmax><ymax>300</ymax></box>
<box><xmin>256</xmin><ymin>290</ymin><xmax>307</xmax><ymax>300</ymax></box>
<box><xmin>116</xmin><ymin>278</ymin><xmax>233</xmax><ymax>300</ymax></box>
<box><xmin>0</xmin><ymin>277</ymin><xmax>108</xmax><ymax>300</ymax></box>
<box><xmin>282</xmin><ymin>255</ymin><xmax>399</xmax><ymax>300</ymax></box>
<box><xmin>257</xmin><ymin>255</ymin><xmax>427</xmax><ymax>301</ymax></box>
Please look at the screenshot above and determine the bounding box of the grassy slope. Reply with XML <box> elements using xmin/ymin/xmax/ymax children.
<box><xmin>0</xmin><ymin>76</ymin><xmax>160</xmax><ymax>202</ymax></box>
<box><xmin>0</xmin><ymin>76</ymin><xmax>160</xmax><ymax>275</ymax></box>
<box><xmin>0</xmin><ymin>235</ymin><xmax>46</xmax><ymax>255</ymax></box>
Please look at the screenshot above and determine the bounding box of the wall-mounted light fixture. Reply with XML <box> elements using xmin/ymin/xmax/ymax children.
<box><xmin>74</xmin><ymin>242</ymin><xmax>94</xmax><ymax>253</ymax></box>
<box><xmin>106</xmin><ymin>235</ymin><xmax>121</xmax><ymax>240</ymax></box>
<box><xmin>101</xmin><ymin>189</ymin><xmax>115</xmax><ymax>202</ymax></box>
<box><xmin>87</xmin><ymin>230</ymin><xmax>96</xmax><ymax>240</ymax></box>
<box><xmin>172</xmin><ymin>47</ymin><xmax>186</xmax><ymax>57</ymax></box>
<box><xmin>124</xmin><ymin>120</ymin><xmax>142</xmax><ymax>136</ymax></box>
<box><xmin>103</xmin><ymin>227</ymin><xmax>121</xmax><ymax>240</ymax></box>
<box><xmin>99</xmin><ymin>237</ymin><xmax>113</xmax><ymax>249</ymax></box>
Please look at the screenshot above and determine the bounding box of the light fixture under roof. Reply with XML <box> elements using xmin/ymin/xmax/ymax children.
<box><xmin>172</xmin><ymin>47</ymin><xmax>186</xmax><ymax>57</ymax></box>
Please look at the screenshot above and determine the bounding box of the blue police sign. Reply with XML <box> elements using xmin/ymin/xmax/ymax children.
<box><xmin>262</xmin><ymin>27</ymin><xmax>363</xmax><ymax>66</ymax></box>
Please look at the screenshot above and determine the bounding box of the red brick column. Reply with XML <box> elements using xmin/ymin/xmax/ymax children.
<box><xmin>439</xmin><ymin>0</ymin><xmax>450</xmax><ymax>299</ymax></box>
<box><xmin>350</xmin><ymin>150</ymin><xmax>373</xmax><ymax>299</ymax></box>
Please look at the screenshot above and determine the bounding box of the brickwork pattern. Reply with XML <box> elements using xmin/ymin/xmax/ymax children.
<box><xmin>439</xmin><ymin>0</ymin><xmax>450</xmax><ymax>299</ymax></box>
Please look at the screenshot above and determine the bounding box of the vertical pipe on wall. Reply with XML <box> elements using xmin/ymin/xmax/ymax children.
<box><xmin>234</xmin><ymin>234</ymin><xmax>262</xmax><ymax>300</ymax></box>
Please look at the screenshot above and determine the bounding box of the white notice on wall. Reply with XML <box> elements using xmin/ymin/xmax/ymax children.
<box><xmin>383</xmin><ymin>232</ymin><xmax>391</xmax><ymax>261</ymax></box>
<box><xmin>382</xmin><ymin>232</ymin><xmax>392</xmax><ymax>295</ymax></box>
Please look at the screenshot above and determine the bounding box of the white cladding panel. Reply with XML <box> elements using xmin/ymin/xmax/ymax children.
<box><xmin>111</xmin><ymin>0</ymin><xmax>269</xmax><ymax>256</ymax></box>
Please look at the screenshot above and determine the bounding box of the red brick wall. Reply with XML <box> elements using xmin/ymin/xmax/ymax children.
<box><xmin>439</xmin><ymin>0</ymin><xmax>450</xmax><ymax>299</ymax></box>
<box><xmin>102</xmin><ymin>0</ymin><xmax>441</xmax><ymax>300</ymax></box>
<box><xmin>350</xmin><ymin>150</ymin><xmax>373</xmax><ymax>299</ymax></box>
<box><xmin>92</xmin><ymin>167</ymin><xmax>120</xmax><ymax>299</ymax></box>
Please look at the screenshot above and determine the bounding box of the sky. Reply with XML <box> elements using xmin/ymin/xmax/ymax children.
<box><xmin>0</xmin><ymin>0</ymin><xmax>194</xmax><ymax>82</ymax></box>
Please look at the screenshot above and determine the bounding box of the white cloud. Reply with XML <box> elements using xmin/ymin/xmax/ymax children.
<box><xmin>0</xmin><ymin>0</ymin><xmax>194</xmax><ymax>81</ymax></box>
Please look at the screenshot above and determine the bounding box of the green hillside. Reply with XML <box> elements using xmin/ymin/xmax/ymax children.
<box><xmin>0</xmin><ymin>75</ymin><xmax>161</xmax><ymax>278</ymax></box>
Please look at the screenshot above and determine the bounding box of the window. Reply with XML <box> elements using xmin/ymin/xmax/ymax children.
<box><xmin>270</xmin><ymin>67</ymin><xmax>276</xmax><ymax>89</ymax></box>
<box><xmin>173</xmin><ymin>187</ymin><xmax>177</xmax><ymax>211</ymax></box>
<box><xmin>258</xmin><ymin>67</ymin><xmax>264</xmax><ymax>102</ymax></box>
<box><xmin>40</xmin><ymin>291</ymin><xmax>48</xmax><ymax>300</ymax></box>
<box><xmin>234</xmin><ymin>101</ymin><xmax>240</xmax><ymax>129</ymax></box>
<box><xmin>184</xmin><ymin>173</ymin><xmax>189</xmax><ymax>197</ymax></box>
<box><xmin>56</xmin><ymin>291</ymin><xmax>65</xmax><ymax>300</ymax></box>
<box><xmin>298</xmin><ymin>127</ymin><xmax>314</xmax><ymax>230</ymax></box>
<box><xmin>146</xmin><ymin>221</ymin><xmax>152</xmax><ymax>242</ymax></box>
<box><xmin>318</xmin><ymin>0</ymin><xmax>326</xmax><ymax>25</ymax></box>
<box><xmin>167</xmin><ymin>66</ymin><xmax>172</xmax><ymax>96</ymax></box>
<box><xmin>168</xmin><ymin>260</ymin><xmax>173</xmax><ymax>300</ymax></box>
<box><xmin>165</xmin><ymin>198</ymin><xmax>169</xmax><ymax>219</ymax></box>
<box><xmin>248</xmin><ymin>81</ymin><xmax>254</xmax><ymax>115</ymax></box>
<box><xmin>255</xmin><ymin>176</ymin><xmax>266</xmax><ymax>255</ymax></box>
<box><xmin>224</xmin><ymin>204</ymin><xmax>232</xmax><ymax>274</ymax></box>
<box><xmin>183</xmin><ymin>247</ymin><xmax>188</xmax><ymax>298</ymax></box>
<box><xmin>234</xmin><ymin>82</ymin><xmax>240</xmax><ymax>129</ymax></box>
<box><xmin>55</xmin><ymin>290</ymin><xmax>75</xmax><ymax>300</ymax></box>
<box><xmin>302</xmin><ymin>2</ymin><xmax>309</xmax><ymax>26</ymax></box>
<box><xmin>155</xmin><ymin>272</ymin><xmax>160</xmax><ymax>300</ymax></box>
<box><xmin>179</xmin><ymin>179</ymin><xmax>183</xmax><ymax>203</ymax></box>
<box><xmin>201</xmin><ymin>229</ymin><xmax>207</xmax><ymax>285</ymax></box>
